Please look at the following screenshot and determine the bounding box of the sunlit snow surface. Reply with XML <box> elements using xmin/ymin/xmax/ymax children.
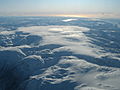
<box><xmin>0</xmin><ymin>17</ymin><xmax>120</xmax><ymax>90</ymax></box>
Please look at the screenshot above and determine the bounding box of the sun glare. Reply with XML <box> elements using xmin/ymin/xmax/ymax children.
<box><xmin>54</xmin><ymin>14</ymin><xmax>95</xmax><ymax>18</ymax></box>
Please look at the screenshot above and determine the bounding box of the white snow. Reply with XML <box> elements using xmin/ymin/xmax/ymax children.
<box><xmin>18</xmin><ymin>26</ymin><xmax>102</xmax><ymax>58</ymax></box>
<box><xmin>18</xmin><ymin>26</ymin><xmax>119</xmax><ymax>59</ymax></box>
<box><xmin>0</xmin><ymin>25</ymin><xmax>120</xmax><ymax>90</ymax></box>
<box><xmin>62</xmin><ymin>19</ymin><xmax>77</xmax><ymax>22</ymax></box>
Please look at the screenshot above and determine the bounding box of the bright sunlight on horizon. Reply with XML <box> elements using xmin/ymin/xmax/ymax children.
<box><xmin>0</xmin><ymin>0</ymin><xmax>120</xmax><ymax>18</ymax></box>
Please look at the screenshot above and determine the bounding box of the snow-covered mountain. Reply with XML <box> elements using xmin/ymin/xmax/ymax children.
<box><xmin>0</xmin><ymin>17</ymin><xmax>120</xmax><ymax>90</ymax></box>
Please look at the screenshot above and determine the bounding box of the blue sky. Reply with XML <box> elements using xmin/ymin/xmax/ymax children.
<box><xmin>0</xmin><ymin>0</ymin><xmax>119</xmax><ymax>18</ymax></box>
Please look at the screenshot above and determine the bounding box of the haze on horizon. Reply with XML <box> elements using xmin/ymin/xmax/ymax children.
<box><xmin>0</xmin><ymin>0</ymin><xmax>119</xmax><ymax>18</ymax></box>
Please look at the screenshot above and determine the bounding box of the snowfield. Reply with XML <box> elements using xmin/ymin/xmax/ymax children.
<box><xmin>0</xmin><ymin>17</ymin><xmax>120</xmax><ymax>90</ymax></box>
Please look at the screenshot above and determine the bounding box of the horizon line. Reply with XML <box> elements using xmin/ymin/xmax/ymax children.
<box><xmin>0</xmin><ymin>14</ymin><xmax>120</xmax><ymax>19</ymax></box>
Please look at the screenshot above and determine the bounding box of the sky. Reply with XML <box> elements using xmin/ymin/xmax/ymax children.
<box><xmin>0</xmin><ymin>0</ymin><xmax>119</xmax><ymax>18</ymax></box>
